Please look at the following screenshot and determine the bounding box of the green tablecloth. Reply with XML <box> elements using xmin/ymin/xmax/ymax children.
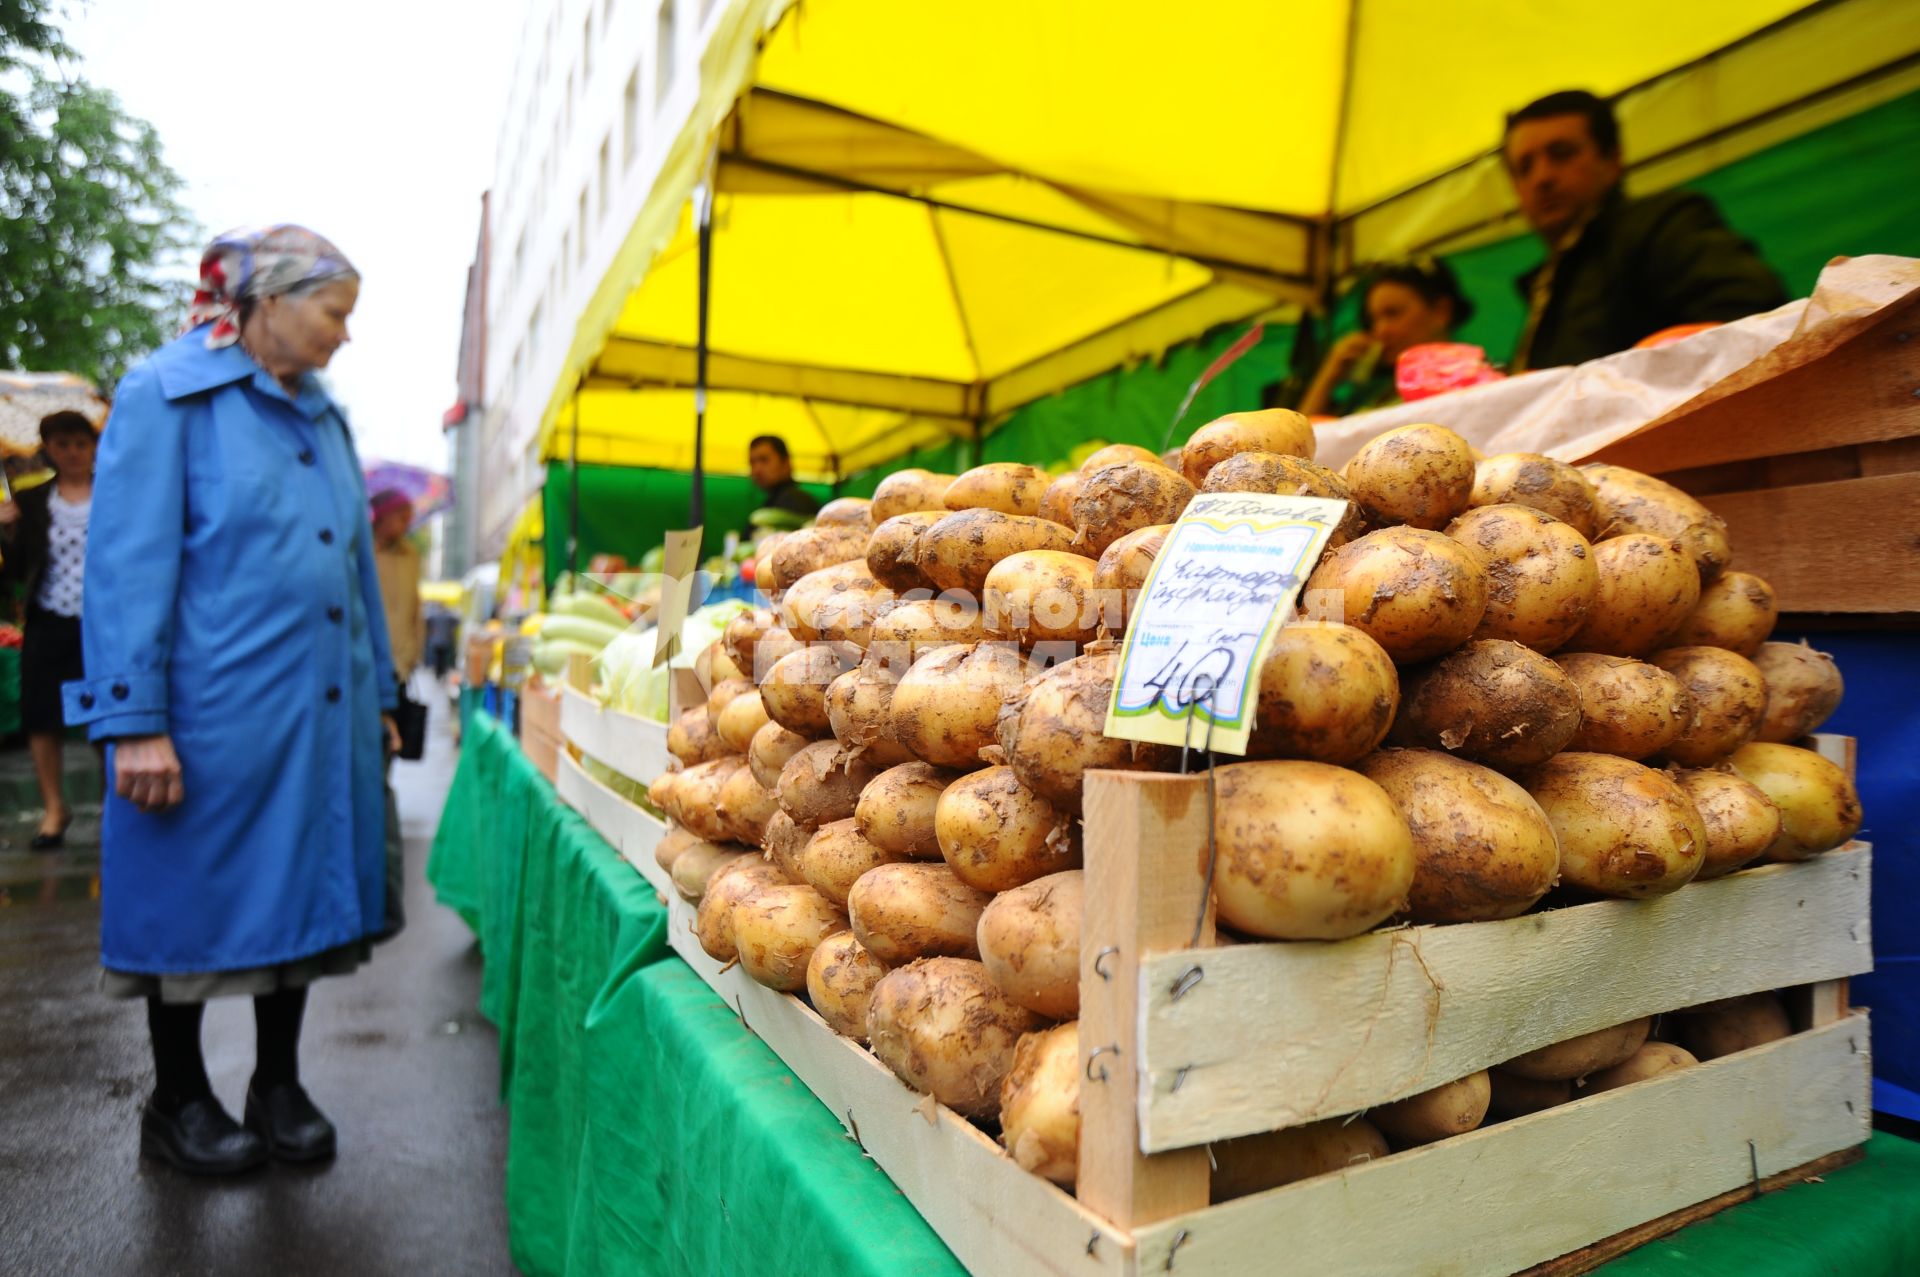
<box><xmin>429</xmin><ymin>711</ymin><xmax>1920</xmax><ymax>1277</ymax></box>
<box><xmin>0</xmin><ymin>646</ymin><xmax>20</xmax><ymax>737</ymax></box>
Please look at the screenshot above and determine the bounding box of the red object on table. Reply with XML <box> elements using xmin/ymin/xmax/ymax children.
<box><xmin>1396</xmin><ymin>342</ymin><xmax>1506</xmax><ymax>402</ymax></box>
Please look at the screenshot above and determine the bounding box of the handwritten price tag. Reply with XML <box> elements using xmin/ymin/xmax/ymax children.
<box><xmin>1104</xmin><ymin>493</ymin><xmax>1347</xmax><ymax>755</ymax></box>
<box><xmin>651</xmin><ymin>527</ymin><xmax>706</xmax><ymax>669</ymax></box>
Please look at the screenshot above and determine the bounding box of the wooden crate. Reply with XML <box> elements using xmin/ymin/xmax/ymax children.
<box><xmin>560</xmin><ymin>736</ymin><xmax>1872</xmax><ymax>1276</ymax></box>
<box><xmin>1583</xmin><ymin>286</ymin><xmax>1920</xmax><ymax>614</ymax></box>
<box><xmin>554</xmin><ymin>749</ymin><xmax>670</xmax><ymax>875</ymax></box>
<box><xmin>554</xmin><ymin>653</ymin><xmax>704</xmax><ymax>790</ymax></box>
<box><xmin>519</xmin><ymin>682</ymin><xmax>563</xmax><ymax>783</ymax></box>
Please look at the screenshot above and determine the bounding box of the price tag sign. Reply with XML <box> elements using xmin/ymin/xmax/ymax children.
<box><xmin>1104</xmin><ymin>493</ymin><xmax>1347</xmax><ymax>755</ymax></box>
<box><xmin>650</xmin><ymin>527</ymin><xmax>705</xmax><ymax>669</ymax></box>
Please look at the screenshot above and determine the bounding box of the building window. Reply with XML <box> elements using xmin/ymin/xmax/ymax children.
<box><xmin>564</xmin><ymin>70</ymin><xmax>574</xmax><ymax>135</ymax></box>
<box><xmin>605</xmin><ymin>0</ymin><xmax>616</xmax><ymax>28</ymax></box>
<box><xmin>577</xmin><ymin>189</ymin><xmax>589</xmax><ymax>269</ymax></box>
<box><xmin>655</xmin><ymin>0</ymin><xmax>675</xmax><ymax>106</ymax></box>
<box><xmin>560</xmin><ymin>231</ymin><xmax>572</xmax><ymax>287</ymax></box>
<box><xmin>597</xmin><ymin>135</ymin><xmax>611</xmax><ymax>222</ymax></box>
<box><xmin>623</xmin><ymin>68</ymin><xmax>640</xmax><ymax>168</ymax></box>
<box><xmin>582</xmin><ymin>12</ymin><xmax>593</xmax><ymax>83</ymax></box>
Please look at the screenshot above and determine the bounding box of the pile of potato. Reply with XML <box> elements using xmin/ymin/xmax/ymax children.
<box><xmin>641</xmin><ymin>408</ymin><xmax>1863</xmax><ymax>1199</ymax></box>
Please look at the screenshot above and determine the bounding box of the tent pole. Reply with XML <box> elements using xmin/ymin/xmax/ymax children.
<box><xmin>692</xmin><ymin>181</ymin><xmax>713</xmax><ymax>530</ymax></box>
<box><xmin>568</xmin><ymin>378</ymin><xmax>582</xmax><ymax>580</ymax></box>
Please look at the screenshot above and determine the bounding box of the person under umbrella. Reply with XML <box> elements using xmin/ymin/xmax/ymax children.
<box><xmin>66</xmin><ymin>225</ymin><xmax>400</xmax><ymax>1175</ymax></box>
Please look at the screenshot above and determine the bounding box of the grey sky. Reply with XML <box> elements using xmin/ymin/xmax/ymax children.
<box><xmin>63</xmin><ymin>0</ymin><xmax>516</xmax><ymax>471</ymax></box>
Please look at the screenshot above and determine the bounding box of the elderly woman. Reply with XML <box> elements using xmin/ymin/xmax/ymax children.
<box><xmin>65</xmin><ymin>226</ymin><xmax>398</xmax><ymax>1176</ymax></box>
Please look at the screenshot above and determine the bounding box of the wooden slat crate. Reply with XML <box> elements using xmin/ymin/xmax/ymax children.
<box><xmin>566</xmin><ymin>737</ymin><xmax>1872</xmax><ymax>1276</ymax></box>
<box><xmin>519</xmin><ymin>682</ymin><xmax>563</xmax><ymax>783</ymax></box>
<box><xmin>556</xmin><ymin>654</ymin><xmax>705</xmax><ymax>790</ymax></box>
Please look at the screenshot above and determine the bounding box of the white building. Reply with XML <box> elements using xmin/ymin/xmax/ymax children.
<box><xmin>468</xmin><ymin>0</ymin><xmax>730</xmax><ymax>560</ymax></box>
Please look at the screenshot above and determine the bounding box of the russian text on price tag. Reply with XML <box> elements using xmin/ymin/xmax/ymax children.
<box><xmin>1103</xmin><ymin>493</ymin><xmax>1347</xmax><ymax>755</ymax></box>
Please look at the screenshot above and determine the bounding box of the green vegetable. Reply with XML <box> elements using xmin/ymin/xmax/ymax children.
<box><xmin>538</xmin><ymin>614</ymin><xmax>624</xmax><ymax>648</ymax></box>
<box><xmin>748</xmin><ymin>507</ymin><xmax>811</xmax><ymax>532</ymax></box>
<box><xmin>552</xmin><ymin>592</ymin><xmax>627</xmax><ymax>629</ymax></box>
<box><xmin>531</xmin><ymin>637</ymin><xmax>604</xmax><ymax>676</ymax></box>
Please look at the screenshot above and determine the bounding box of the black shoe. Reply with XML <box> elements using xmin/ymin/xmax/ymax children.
<box><xmin>29</xmin><ymin>821</ymin><xmax>70</xmax><ymax>852</ymax></box>
<box><xmin>244</xmin><ymin>1080</ymin><xmax>337</xmax><ymax>1163</ymax></box>
<box><xmin>140</xmin><ymin>1096</ymin><xmax>269</xmax><ymax>1175</ymax></box>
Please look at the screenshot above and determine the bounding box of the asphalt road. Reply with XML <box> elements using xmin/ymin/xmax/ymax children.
<box><xmin>0</xmin><ymin>704</ymin><xmax>516</xmax><ymax>1276</ymax></box>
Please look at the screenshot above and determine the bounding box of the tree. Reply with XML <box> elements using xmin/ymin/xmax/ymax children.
<box><xmin>1</xmin><ymin>0</ymin><xmax>195</xmax><ymax>389</ymax></box>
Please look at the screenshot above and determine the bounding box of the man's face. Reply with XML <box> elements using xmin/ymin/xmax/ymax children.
<box><xmin>749</xmin><ymin>442</ymin><xmax>790</xmax><ymax>490</ymax></box>
<box><xmin>1505</xmin><ymin>114</ymin><xmax>1622</xmax><ymax>242</ymax></box>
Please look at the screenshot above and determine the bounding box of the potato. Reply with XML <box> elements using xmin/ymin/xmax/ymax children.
<box><xmin>867</xmin><ymin>595</ymin><xmax>989</xmax><ymax>659</ymax></box>
<box><xmin>848</xmin><ymin>863</ymin><xmax>993</xmax><ymax>965</ymax></box>
<box><xmin>1486</xmin><ymin>1071</ymin><xmax>1572</xmax><ymax>1119</ymax></box>
<box><xmin>669</xmin><ymin>758</ymin><xmax>749</xmax><ymax>842</ymax></box>
<box><xmin>741</xmin><ymin>626</ymin><xmax>805</xmax><ymax>683</ymax></box>
<box><xmin>764</xmin><ymin>523</ymin><xmax>869</xmax><ymax>593</ymax></box>
<box><xmin>695</xmin><ymin>857</ymin><xmax>788</xmax><ymax>962</ymax></box>
<box><xmin>715</xmin><ymin>764</ymin><xmax>780</xmax><ymax>846</ymax></box>
<box><xmin>1371</xmin><ymin>1072</ymin><xmax>1491</xmax><ymax>1146</ymax></box>
<box><xmin>1390</xmin><ymin>639</ymin><xmax>1583</xmax><ymax>768</ymax></box>
<box><xmin>671</xmin><ymin>841</ymin><xmax>755</xmax><ymax>903</ymax></box>
<box><xmin>1561</xmin><ymin>533</ymin><xmax>1701</xmax><ymax>657</ymax></box>
<box><xmin>722</xmin><ymin>608</ymin><xmax>778</xmax><ymax>676</ymax></box>
<box><xmin>1555</xmin><ymin>652</ymin><xmax>1693</xmax><ymax>760</ymax></box>
<box><xmin>806</xmin><ymin>931</ymin><xmax>888</xmax><ymax>1042</ymax></box>
<box><xmin>943</xmin><ymin>462</ymin><xmax>1051</xmax><ymax>516</ymax></box>
<box><xmin>731</xmin><ymin>883</ymin><xmax>849</xmax><ymax>992</ymax></box>
<box><xmin>1752</xmin><ymin>641</ymin><xmax>1844</xmax><ymax>742</ymax></box>
<box><xmin>1501</xmin><ymin>1017</ymin><xmax>1652</xmax><ymax>1081</ymax></box>
<box><xmin>1344</xmin><ymin>423</ymin><xmax>1476</xmax><ymax>530</ymax></box>
<box><xmin>870</xmin><ymin>468</ymin><xmax>956</xmax><ymax>522</ymax></box>
<box><xmin>983</xmin><ymin>550</ymin><xmax>1104</xmax><ymax>648</ymax></box>
<box><xmin>705</xmin><ymin>676</ymin><xmax>754</xmax><ymax>723</ymax></box>
<box><xmin>666</xmin><ymin>705</ymin><xmax>730</xmax><ymax>765</ymax></box>
<box><xmin>918</xmin><ymin>509</ymin><xmax>1083</xmax><ymax>595</ymax></box>
<box><xmin>1000</xmin><ymin>1022</ymin><xmax>1081</xmax><ymax>1186</ymax></box>
<box><xmin>1035</xmin><ymin>470</ymin><xmax>1085</xmax><ymax>528</ymax></box>
<box><xmin>1520</xmin><ymin>754</ymin><xmax>1705</xmax><ymax>897</ymax></box>
<box><xmin>1672</xmin><ymin>768</ymin><xmax>1783</xmax><ymax>880</ymax></box>
<box><xmin>826</xmin><ymin>660</ymin><xmax>915</xmax><ymax>766</ymax></box>
<box><xmin>1211</xmin><ymin>1118</ymin><xmax>1389</xmax><ymax>1202</ymax></box>
<box><xmin>935</xmin><ymin>766</ymin><xmax>1081</xmax><ymax>894</ymax></box>
<box><xmin>1081</xmin><ymin>442</ymin><xmax>1162</xmax><ymax>472</ymax></box>
<box><xmin>1212</xmin><ymin>761</ymin><xmax>1416</xmax><ymax>939</ymax></box>
<box><xmin>977</xmin><ymin>870</ymin><xmax>1082</xmax><ymax>1020</ymax></box>
<box><xmin>865</xmin><ymin>512</ymin><xmax>943</xmax><ymax>593</ymax></box>
<box><xmin>749</xmin><ymin>720</ymin><xmax>814</xmax><ymax>791</ymax></box>
<box><xmin>1584</xmin><ymin>1041</ymin><xmax>1697</xmax><ymax>1094</ymax></box>
<box><xmin>715</xmin><ymin>688</ymin><xmax>773</xmax><ymax>754</ymax></box>
<box><xmin>1244</xmin><ymin>623</ymin><xmax>1398</xmax><ymax>764</ymax></box>
<box><xmin>1302</xmin><ymin>527</ymin><xmax>1488</xmax><ymax>663</ymax></box>
<box><xmin>652</xmin><ymin>825</ymin><xmax>701</xmax><ymax>875</ymax></box>
<box><xmin>856</xmin><ymin>761</ymin><xmax>966</xmax><ymax>859</ymax></box>
<box><xmin>1583</xmin><ymin>463</ymin><xmax>1731</xmax><ymax>584</ymax></box>
<box><xmin>1071</xmin><ymin>461</ymin><xmax>1196</xmax><ymax>556</ymax></box>
<box><xmin>1444</xmin><ymin>504</ymin><xmax>1597</xmax><ymax>652</ymax></box>
<box><xmin>1669</xmin><ymin>991</ymin><xmax>1791</xmax><ymax>1060</ymax></box>
<box><xmin>815</xmin><ymin>496</ymin><xmax>872</xmax><ymax>528</ymax></box>
<box><xmin>796</xmin><ymin>817</ymin><xmax>909</xmax><ymax>907</ymax></box>
<box><xmin>890</xmin><ymin>642</ymin><xmax>1035</xmax><ymax>769</ymax></box>
<box><xmin>866</xmin><ymin>957</ymin><xmax>1045</xmax><ymax>1119</ymax></box>
<box><xmin>783</xmin><ymin>559</ymin><xmax>893</xmax><ymax>647</ymax></box>
<box><xmin>1471</xmin><ymin>452</ymin><xmax>1599</xmax><ymax>538</ymax></box>
<box><xmin>996</xmin><ymin>646</ymin><xmax>1170</xmax><ymax>813</ymax></box>
<box><xmin>1091</xmin><ymin>523</ymin><xmax>1170</xmax><ymax>633</ymax></box>
<box><xmin>1357</xmin><ymin>750</ymin><xmax>1560</xmax><ymax>923</ymax></box>
<box><xmin>1180</xmin><ymin>409</ymin><xmax>1316</xmax><ymax>486</ymax></box>
<box><xmin>763</xmin><ymin>809</ymin><xmax>809</xmax><ymax>881</ymax></box>
<box><xmin>1728</xmin><ymin>742</ymin><xmax>1861</xmax><ymax>860</ymax></box>
<box><xmin>648</xmin><ymin>770</ymin><xmax>684</xmax><ymax>815</ymax></box>
<box><xmin>1648</xmin><ymin>646</ymin><xmax>1767</xmax><ymax>765</ymax></box>
<box><xmin>777</xmin><ymin>740</ymin><xmax>885</xmax><ymax>830</ymax></box>
<box><xmin>697</xmin><ymin>641</ymin><xmax>745</xmax><ymax>690</ymax></box>
<box><xmin>760</xmin><ymin>645</ymin><xmax>853</xmax><ymax>737</ymax></box>
<box><xmin>1666</xmin><ymin>571</ymin><xmax>1776</xmax><ymax>655</ymax></box>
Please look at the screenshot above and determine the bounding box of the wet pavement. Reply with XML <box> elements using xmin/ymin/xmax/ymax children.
<box><xmin>0</xmin><ymin>701</ymin><xmax>516</xmax><ymax>1275</ymax></box>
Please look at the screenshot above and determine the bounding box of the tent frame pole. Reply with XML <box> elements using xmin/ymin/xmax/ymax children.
<box><xmin>568</xmin><ymin>378</ymin><xmax>583</xmax><ymax>579</ymax></box>
<box><xmin>691</xmin><ymin>181</ymin><xmax>713</xmax><ymax>531</ymax></box>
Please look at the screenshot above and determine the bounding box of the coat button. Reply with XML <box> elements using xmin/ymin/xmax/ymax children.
<box><xmin>318</xmin><ymin>528</ymin><xmax>335</xmax><ymax>545</ymax></box>
<box><xmin>326</xmin><ymin>686</ymin><xmax>342</xmax><ymax>703</ymax></box>
<box><xmin>111</xmin><ymin>682</ymin><xmax>129</xmax><ymax>700</ymax></box>
<box><xmin>327</xmin><ymin>605</ymin><xmax>344</xmax><ymax>622</ymax></box>
<box><xmin>298</xmin><ymin>448</ymin><xmax>316</xmax><ymax>465</ymax></box>
<box><xmin>78</xmin><ymin>692</ymin><xmax>96</xmax><ymax>710</ymax></box>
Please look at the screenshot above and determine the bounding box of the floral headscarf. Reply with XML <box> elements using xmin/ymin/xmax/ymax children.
<box><xmin>187</xmin><ymin>225</ymin><xmax>359</xmax><ymax>350</ymax></box>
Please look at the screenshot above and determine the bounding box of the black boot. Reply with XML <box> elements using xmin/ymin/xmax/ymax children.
<box><xmin>243</xmin><ymin>1080</ymin><xmax>336</xmax><ymax>1162</ymax></box>
<box><xmin>141</xmin><ymin>1095</ymin><xmax>268</xmax><ymax>1175</ymax></box>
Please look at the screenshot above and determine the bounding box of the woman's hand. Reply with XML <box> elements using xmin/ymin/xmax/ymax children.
<box><xmin>0</xmin><ymin>499</ymin><xmax>19</xmax><ymax>530</ymax></box>
<box><xmin>116</xmin><ymin>734</ymin><xmax>185</xmax><ymax>813</ymax></box>
<box><xmin>1300</xmin><ymin>331</ymin><xmax>1383</xmax><ymax>418</ymax></box>
<box><xmin>1325</xmin><ymin>331</ymin><xmax>1379</xmax><ymax>374</ymax></box>
<box><xmin>383</xmin><ymin>713</ymin><xmax>402</xmax><ymax>757</ymax></box>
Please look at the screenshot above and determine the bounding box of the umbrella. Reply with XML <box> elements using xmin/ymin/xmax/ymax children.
<box><xmin>362</xmin><ymin>458</ymin><xmax>453</xmax><ymax>527</ymax></box>
<box><xmin>0</xmin><ymin>372</ymin><xmax>108</xmax><ymax>456</ymax></box>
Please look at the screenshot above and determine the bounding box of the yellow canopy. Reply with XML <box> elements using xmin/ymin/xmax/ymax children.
<box><xmin>545</xmin><ymin>0</ymin><xmax>1920</xmax><ymax>477</ymax></box>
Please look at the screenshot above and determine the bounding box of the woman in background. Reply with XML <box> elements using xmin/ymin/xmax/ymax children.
<box><xmin>1300</xmin><ymin>258</ymin><xmax>1475</xmax><ymax>418</ymax></box>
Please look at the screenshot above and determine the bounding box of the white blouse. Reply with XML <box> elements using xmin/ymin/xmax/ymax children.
<box><xmin>35</xmin><ymin>489</ymin><xmax>91</xmax><ymax>618</ymax></box>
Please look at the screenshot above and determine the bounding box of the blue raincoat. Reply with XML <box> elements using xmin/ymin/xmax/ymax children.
<box><xmin>65</xmin><ymin>327</ymin><xmax>397</xmax><ymax>975</ymax></box>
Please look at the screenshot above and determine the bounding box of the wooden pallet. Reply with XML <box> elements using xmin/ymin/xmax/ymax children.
<box><xmin>561</xmin><ymin>743</ymin><xmax>1873</xmax><ymax>1276</ymax></box>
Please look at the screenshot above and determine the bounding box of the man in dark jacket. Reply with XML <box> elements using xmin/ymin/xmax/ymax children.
<box><xmin>748</xmin><ymin>434</ymin><xmax>821</xmax><ymax>521</ymax></box>
<box><xmin>1504</xmin><ymin>90</ymin><xmax>1787</xmax><ymax>371</ymax></box>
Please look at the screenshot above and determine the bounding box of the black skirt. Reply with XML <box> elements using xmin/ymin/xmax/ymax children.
<box><xmin>20</xmin><ymin>605</ymin><xmax>84</xmax><ymax>733</ymax></box>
